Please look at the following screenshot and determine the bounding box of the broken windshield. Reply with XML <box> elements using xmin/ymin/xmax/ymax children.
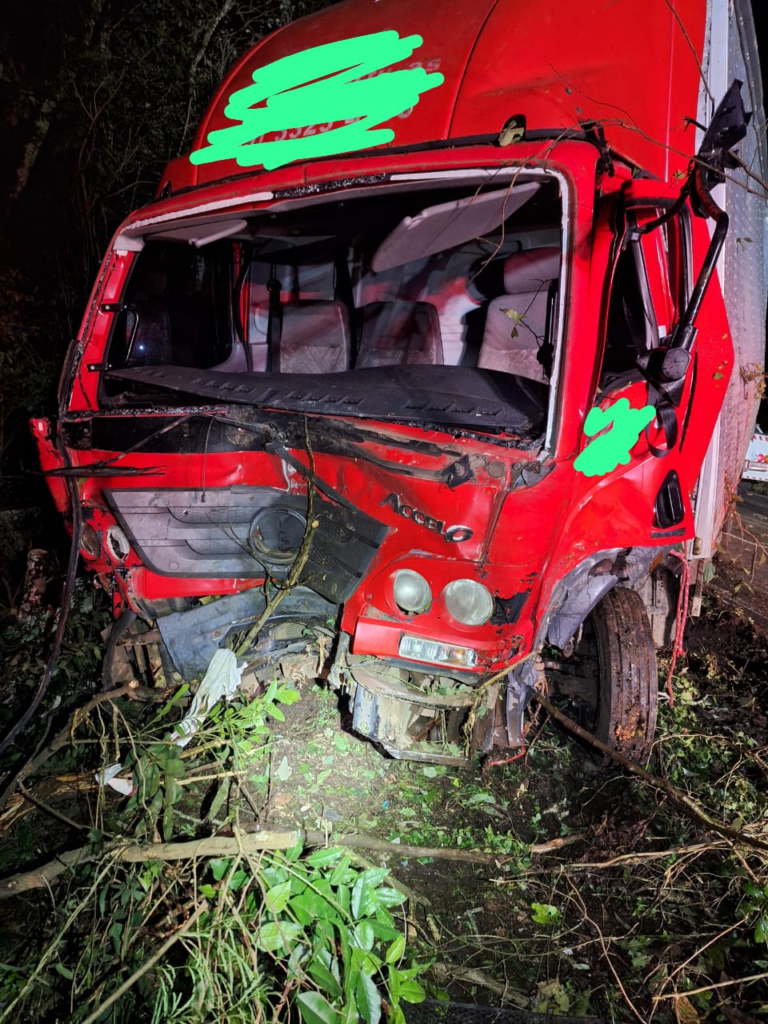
<box><xmin>105</xmin><ymin>176</ymin><xmax>563</xmax><ymax>436</ymax></box>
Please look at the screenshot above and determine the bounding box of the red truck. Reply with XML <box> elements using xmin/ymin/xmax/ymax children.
<box><xmin>33</xmin><ymin>0</ymin><xmax>767</xmax><ymax>764</ymax></box>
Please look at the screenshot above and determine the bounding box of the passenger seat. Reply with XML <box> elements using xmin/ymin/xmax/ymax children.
<box><xmin>255</xmin><ymin>300</ymin><xmax>352</xmax><ymax>374</ymax></box>
<box><xmin>477</xmin><ymin>248</ymin><xmax>560</xmax><ymax>382</ymax></box>
<box><xmin>356</xmin><ymin>301</ymin><xmax>443</xmax><ymax>368</ymax></box>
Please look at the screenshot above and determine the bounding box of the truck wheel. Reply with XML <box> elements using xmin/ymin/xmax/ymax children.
<box><xmin>586</xmin><ymin>587</ymin><xmax>658</xmax><ymax>762</ymax></box>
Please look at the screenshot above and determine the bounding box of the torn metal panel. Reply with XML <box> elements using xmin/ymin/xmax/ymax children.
<box><xmin>157</xmin><ymin>587</ymin><xmax>337</xmax><ymax>678</ymax></box>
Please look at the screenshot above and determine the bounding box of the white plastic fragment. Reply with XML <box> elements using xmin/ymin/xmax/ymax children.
<box><xmin>94</xmin><ymin>763</ymin><xmax>135</xmax><ymax>796</ymax></box>
<box><xmin>169</xmin><ymin>648</ymin><xmax>245</xmax><ymax>748</ymax></box>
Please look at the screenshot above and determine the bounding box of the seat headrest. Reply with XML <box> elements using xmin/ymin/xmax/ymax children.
<box><xmin>503</xmin><ymin>247</ymin><xmax>561</xmax><ymax>292</ymax></box>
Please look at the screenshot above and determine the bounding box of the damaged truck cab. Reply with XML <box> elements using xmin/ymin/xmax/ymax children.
<box><xmin>35</xmin><ymin>0</ymin><xmax>767</xmax><ymax>764</ymax></box>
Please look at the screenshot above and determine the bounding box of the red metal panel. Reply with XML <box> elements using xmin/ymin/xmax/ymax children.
<box><xmin>187</xmin><ymin>0</ymin><xmax>496</xmax><ymax>190</ymax></box>
<box><xmin>450</xmin><ymin>0</ymin><xmax>706</xmax><ymax>179</ymax></box>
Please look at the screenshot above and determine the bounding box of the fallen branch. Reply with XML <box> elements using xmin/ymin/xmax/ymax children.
<box><xmin>304</xmin><ymin>830</ymin><xmax>583</xmax><ymax>864</ymax></box>
<box><xmin>0</xmin><ymin>829</ymin><xmax>300</xmax><ymax>898</ymax></box>
<box><xmin>533</xmin><ymin>691</ymin><xmax>768</xmax><ymax>856</ymax></box>
<box><xmin>431</xmin><ymin>962</ymin><xmax>528</xmax><ymax>1008</ymax></box>
<box><xmin>80</xmin><ymin>901</ymin><xmax>208</xmax><ymax>1024</ymax></box>
<box><xmin>510</xmin><ymin>840</ymin><xmax>727</xmax><ymax>877</ymax></box>
<box><xmin>0</xmin><ymin>681</ymin><xmax>160</xmax><ymax>810</ymax></box>
<box><xmin>0</xmin><ymin>827</ymin><xmax>581</xmax><ymax>898</ymax></box>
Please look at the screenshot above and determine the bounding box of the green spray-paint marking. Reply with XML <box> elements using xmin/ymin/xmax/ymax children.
<box><xmin>190</xmin><ymin>31</ymin><xmax>445</xmax><ymax>172</ymax></box>
<box><xmin>574</xmin><ymin>398</ymin><xmax>656</xmax><ymax>477</ymax></box>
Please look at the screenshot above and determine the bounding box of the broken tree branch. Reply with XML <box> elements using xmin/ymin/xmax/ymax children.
<box><xmin>0</xmin><ymin>681</ymin><xmax>164</xmax><ymax>811</ymax></box>
<box><xmin>0</xmin><ymin>827</ymin><xmax>581</xmax><ymax>899</ymax></box>
<box><xmin>533</xmin><ymin>691</ymin><xmax>768</xmax><ymax>856</ymax></box>
<box><xmin>236</xmin><ymin>421</ymin><xmax>317</xmax><ymax>657</ymax></box>
<box><xmin>0</xmin><ymin>830</ymin><xmax>301</xmax><ymax>898</ymax></box>
<box><xmin>303</xmin><ymin>830</ymin><xmax>583</xmax><ymax>864</ymax></box>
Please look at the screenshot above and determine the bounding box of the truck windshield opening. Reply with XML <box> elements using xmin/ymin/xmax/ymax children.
<box><xmin>104</xmin><ymin>176</ymin><xmax>563</xmax><ymax>436</ymax></box>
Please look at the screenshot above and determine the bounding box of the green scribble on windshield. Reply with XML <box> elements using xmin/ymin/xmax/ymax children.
<box><xmin>574</xmin><ymin>398</ymin><xmax>656</xmax><ymax>477</ymax></box>
<box><xmin>190</xmin><ymin>31</ymin><xmax>445</xmax><ymax>171</ymax></box>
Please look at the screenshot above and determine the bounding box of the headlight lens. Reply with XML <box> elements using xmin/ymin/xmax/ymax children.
<box><xmin>399</xmin><ymin>634</ymin><xmax>477</xmax><ymax>668</ymax></box>
<box><xmin>443</xmin><ymin>579</ymin><xmax>494</xmax><ymax>626</ymax></box>
<box><xmin>393</xmin><ymin>569</ymin><xmax>432</xmax><ymax>613</ymax></box>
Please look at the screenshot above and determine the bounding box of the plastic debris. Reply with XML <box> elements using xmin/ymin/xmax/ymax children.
<box><xmin>95</xmin><ymin>763</ymin><xmax>135</xmax><ymax>796</ymax></box>
<box><xmin>169</xmin><ymin>648</ymin><xmax>245</xmax><ymax>748</ymax></box>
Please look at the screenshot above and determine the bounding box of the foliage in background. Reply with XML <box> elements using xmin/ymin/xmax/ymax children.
<box><xmin>0</xmin><ymin>0</ymin><xmax>336</xmax><ymax>479</ymax></box>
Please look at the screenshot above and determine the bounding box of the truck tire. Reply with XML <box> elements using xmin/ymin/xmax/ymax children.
<box><xmin>589</xmin><ymin>587</ymin><xmax>658</xmax><ymax>763</ymax></box>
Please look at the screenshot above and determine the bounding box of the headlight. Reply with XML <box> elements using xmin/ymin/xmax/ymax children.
<box><xmin>399</xmin><ymin>634</ymin><xmax>477</xmax><ymax>668</ymax></box>
<box><xmin>443</xmin><ymin>579</ymin><xmax>494</xmax><ymax>626</ymax></box>
<box><xmin>393</xmin><ymin>569</ymin><xmax>432</xmax><ymax>613</ymax></box>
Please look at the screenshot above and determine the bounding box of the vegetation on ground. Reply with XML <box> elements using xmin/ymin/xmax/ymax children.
<box><xmin>0</xmin><ymin>586</ymin><xmax>767</xmax><ymax>1021</ymax></box>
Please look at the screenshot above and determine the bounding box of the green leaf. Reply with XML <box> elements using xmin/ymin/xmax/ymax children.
<box><xmin>54</xmin><ymin>962</ymin><xmax>74</xmax><ymax>980</ymax></box>
<box><xmin>399</xmin><ymin>979</ymin><xmax>426</xmax><ymax>1004</ymax></box>
<box><xmin>108</xmin><ymin>921</ymin><xmax>123</xmax><ymax>957</ymax></box>
<box><xmin>210</xmin><ymin>858</ymin><xmax>232</xmax><ymax>882</ymax></box>
<box><xmin>198</xmin><ymin>884</ymin><xmax>217</xmax><ymax>899</ymax></box>
<box><xmin>276</xmin><ymin>756</ymin><xmax>292</xmax><ymax>781</ymax></box>
<box><xmin>531</xmin><ymin>902</ymin><xmax>561</xmax><ymax>926</ymax></box>
<box><xmin>330</xmin><ymin>856</ymin><xmax>353</xmax><ymax>886</ymax></box>
<box><xmin>274</xmin><ymin>686</ymin><xmax>301</xmax><ymax>705</ymax></box>
<box><xmin>308</xmin><ymin>959</ymin><xmax>343</xmax><ymax>1000</ymax></box>
<box><xmin>257</xmin><ymin>921</ymin><xmax>303</xmax><ymax>953</ymax></box>
<box><xmin>356</xmin><ymin>972</ymin><xmax>382</xmax><ymax>1024</ymax></box>
<box><xmin>285</xmin><ymin>837</ymin><xmax>305</xmax><ymax>862</ymax></box>
<box><xmin>385</xmin><ymin>935</ymin><xmax>406</xmax><ymax>964</ymax></box>
<box><xmin>228</xmin><ymin>869</ymin><xmax>249</xmax><ymax>891</ymax></box>
<box><xmin>306</xmin><ymin>847</ymin><xmax>344</xmax><ymax>869</ymax></box>
<box><xmin>296</xmin><ymin>991</ymin><xmax>341</xmax><ymax>1024</ymax></box>
<box><xmin>376</xmin><ymin>887</ymin><xmax>406</xmax><ymax>909</ymax></box>
<box><xmin>263</xmin><ymin>866</ymin><xmax>288</xmax><ymax>888</ymax></box>
<box><xmin>351</xmin><ymin>869</ymin><xmax>390</xmax><ymax>918</ymax></box>
<box><xmin>265</xmin><ymin>881</ymin><xmax>293</xmax><ymax>913</ymax></box>
<box><xmin>354</xmin><ymin>920</ymin><xmax>375</xmax><ymax>951</ymax></box>
<box><xmin>162</xmin><ymin>757</ymin><xmax>186</xmax><ymax>777</ymax></box>
<box><xmin>370</xmin><ymin>920</ymin><xmax>400</xmax><ymax>942</ymax></box>
<box><xmin>291</xmin><ymin>890</ymin><xmax>337</xmax><ymax>925</ymax></box>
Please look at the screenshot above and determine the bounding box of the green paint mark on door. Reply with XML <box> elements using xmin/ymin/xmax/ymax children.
<box><xmin>190</xmin><ymin>31</ymin><xmax>445</xmax><ymax>171</ymax></box>
<box><xmin>574</xmin><ymin>398</ymin><xmax>656</xmax><ymax>477</ymax></box>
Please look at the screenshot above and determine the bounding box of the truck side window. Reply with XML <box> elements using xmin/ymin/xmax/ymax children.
<box><xmin>105</xmin><ymin>240</ymin><xmax>234</xmax><ymax>389</ymax></box>
<box><xmin>598</xmin><ymin>207</ymin><xmax>690</xmax><ymax>395</ymax></box>
<box><xmin>599</xmin><ymin>240</ymin><xmax>657</xmax><ymax>390</ymax></box>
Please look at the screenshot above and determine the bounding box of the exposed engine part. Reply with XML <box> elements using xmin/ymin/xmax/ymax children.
<box><xmin>156</xmin><ymin>586</ymin><xmax>337</xmax><ymax>679</ymax></box>
<box><xmin>346</xmin><ymin>660</ymin><xmax>486</xmax><ymax>765</ymax></box>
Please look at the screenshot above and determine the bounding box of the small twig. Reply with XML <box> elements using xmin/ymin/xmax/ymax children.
<box><xmin>17</xmin><ymin>782</ymin><xmax>89</xmax><ymax>832</ymax></box>
<box><xmin>79</xmin><ymin>900</ymin><xmax>208</xmax><ymax>1024</ymax></box>
<box><xmin>654</xmin><ymin>970</ymin><xmax>768</xmax><ymax>1001</ymax></box>
<box><xmin>0</xmin><ymin>682</ymin><xmax>143</xmax><ymax>810</ymax></box>
<box><xmin>567</xmin><ymin>877</ymin><xmax>646</xmax><ymax>1024</ymax></box>
<box><xmin>534</xmin><ymin>690</ymin><xmax>768</xmax><ymax>856</ymax></box>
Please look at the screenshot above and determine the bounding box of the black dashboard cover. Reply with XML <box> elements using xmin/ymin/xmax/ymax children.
<box><xmin>107</xmin><ymin>364</ymin><xmax>547</xmax><ymax>435</ymax></box>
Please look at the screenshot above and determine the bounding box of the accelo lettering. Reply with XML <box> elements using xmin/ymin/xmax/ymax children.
<box><xmin>381</xmin><ymin>493</ymin><xmax>473</xmax><ymax>542</ymax></box>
